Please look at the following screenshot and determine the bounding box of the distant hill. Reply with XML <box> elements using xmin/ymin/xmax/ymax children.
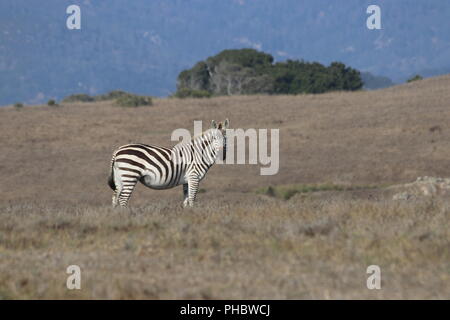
<box><xmin>1</xmin><ymin>0</ymin><xmax>449</xmax><ymax>105</ymax></box>
<box><xmin>361</xmin><ymin>72</ymin><xmax>395</xmax><ymax>90</ymax></box>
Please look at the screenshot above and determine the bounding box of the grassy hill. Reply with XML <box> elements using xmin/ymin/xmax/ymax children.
<box><xmin>2</xmin><ymin>74</ymin><xmax>450</xmax><ymax>205</ymax></box>
<box><xmin>0</xmin><ymin>75</ymin><xmax>449</xmax><ymax>299</ymax></box>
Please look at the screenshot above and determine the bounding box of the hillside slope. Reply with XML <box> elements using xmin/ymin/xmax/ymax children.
<box><xmin>1</xmin><ymin>75</ymin><xmax>450</xmax><ymax>206</ymax></box>
<box><xmin>0</xmin><ymin>76</ymin><xmax>449</xmax><ymax>299</ymax></box>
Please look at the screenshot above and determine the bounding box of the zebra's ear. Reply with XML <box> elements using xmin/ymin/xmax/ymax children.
<box><xmin>211</xmin><ymin>120</ymin><xmax>218</xmax><ymax>129</ymax></box>
<box><xmin>224</xmin><ymin>119</ymin><xmax>230</xmax><ymax>129</ymax></box>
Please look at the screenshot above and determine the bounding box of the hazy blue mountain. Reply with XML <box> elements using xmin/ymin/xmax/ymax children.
<box><xmin>361</xmin><ymin>72</ymin><xmax>394</xmax><ymax>90</ymax></box>
<box><xmin>1</xmin><ymin>0</ymin><xmax>449</xmax><ymax>105</ymax></box>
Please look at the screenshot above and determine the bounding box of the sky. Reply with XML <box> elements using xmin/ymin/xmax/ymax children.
<box><xmin>0</xmin><ymin>0</ymin><xmax>449</xmax><ymax>105</ymax></box>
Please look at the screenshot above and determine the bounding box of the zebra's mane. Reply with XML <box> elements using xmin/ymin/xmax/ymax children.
<box><xmin>173</xmin><ymin>128</ymin><xmax>216</xmax><ymax>148</ymax></box>
<box><xmin>191</xmin><ymin>128</ymin><xmax>216</xmax><ymax>141</ymax></box>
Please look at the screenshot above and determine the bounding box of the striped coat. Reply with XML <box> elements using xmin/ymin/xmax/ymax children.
<box><xmin>108</xmin><ymin>119</ymin><xmax>229</xmax><ymax>207</ymax></box>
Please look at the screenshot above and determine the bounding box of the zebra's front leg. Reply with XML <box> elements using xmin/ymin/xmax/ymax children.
<box><xmin>184</xmin><ymin>177</ymin><xmax>199</xmax><ymax>207</ymax></box>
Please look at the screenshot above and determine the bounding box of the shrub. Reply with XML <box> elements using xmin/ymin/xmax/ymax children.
<box><xmin>407</xmin><ymin>75</ymin><xmax>423</xmax><ymax>83</ymax></box>
<box><xmin>47</xmin><ymin>99</ymin><xmax>58</xmax><ymax>106</ymax></box>
<box><xmin>115</xmin><ymin>94</ymin><xmax>153</xmax><ymax>107</ymax></box>
<box><xmin>62</xmin><ymin>93</ymin><xmax>94</xmax><ymax>103</ymax></box>
<box><xmin>62</xmin><ymin>90</ymin><xmax>153</xmax><ymax>107</ymax></box>
<box><xmin>14</xmin><ymin>102</ymin><xmax>24</xmax><ymax>109</ymax></box>
<box><xmin>174</xmin><ymin>88</ymin><xmax>212</xmax><ymax>99</ymax></box>
<box><xmin>95</xmin><ymin>90</ymin><xmax>130</xmax><ymax>101</ymax></box>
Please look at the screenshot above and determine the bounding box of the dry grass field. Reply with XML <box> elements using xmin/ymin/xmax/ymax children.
<box><xmin>0</xmin><ymin>75</ymin><xmax>449</xmax><ymax>299</ymax></box>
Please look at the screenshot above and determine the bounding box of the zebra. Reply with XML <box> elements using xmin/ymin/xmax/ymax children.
<box><xmin>107</xmin><ymin>119</ymin><xmax>229</xmax><ymax>207</ymax></box>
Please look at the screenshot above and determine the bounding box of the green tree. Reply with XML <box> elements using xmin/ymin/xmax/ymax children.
<box><xmin>407</xmin><ymin>75</ymin><xmax>423</xmax><ymax>83</ymax></box>
<box><xmin>176</xmin><ymin>49</ymin><xmax>362</xmax><ymax>96</ymax></box>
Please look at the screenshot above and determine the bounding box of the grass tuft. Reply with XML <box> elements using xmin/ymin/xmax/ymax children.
<box><xmin>256</xmin><ymin>183</ymin><xmax>379</xmax><ymax>200</ymax></box>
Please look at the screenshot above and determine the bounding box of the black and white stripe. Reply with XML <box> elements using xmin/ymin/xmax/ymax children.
<box><xmin>108</xmin><ymin>119</ymin><xmax>229</xmax><ymax>207</ymax></box>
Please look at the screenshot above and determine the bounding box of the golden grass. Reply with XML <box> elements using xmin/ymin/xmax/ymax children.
<box><xmin>256</xmin><ymin>183</ymin><xmax>381</xmax><ymax>200</ymax></box>
<box><xmin>0</xmin><ymin>197</ymin><xmax>448</xmax><ymax>299</ymax></box>
<box><xmin>0</xmin><ymin>75</ymin><xmax>450</xmax><ymax>299</ymax></box>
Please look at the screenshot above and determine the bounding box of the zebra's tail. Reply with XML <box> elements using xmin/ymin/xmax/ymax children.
<box><xmin>107</xmin><ymin>156</ymin><xmax>116</xmax><ymax>191</ymax></box>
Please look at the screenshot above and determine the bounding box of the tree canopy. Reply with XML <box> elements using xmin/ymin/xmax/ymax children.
<box><xmin>176</xmin><ymin>49</ymin><xmax>363</xmax><ymax>97</ymax></box>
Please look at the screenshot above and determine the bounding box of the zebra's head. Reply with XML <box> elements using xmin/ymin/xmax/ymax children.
<box><xmin>211</xmin><ymin>119</ymin><xmax>230</xmax><ymax>161</ymax></box>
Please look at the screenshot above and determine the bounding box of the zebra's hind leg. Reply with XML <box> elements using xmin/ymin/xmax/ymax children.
<box><xmin>112</xmin><ymin>179</ymin><xmax>123</xmax><ymax>208</ymax></box>
<box><xmin>110</xmin><ymin>175</ymin><xmax>120</xmax><ymax>208</ymax></box>
<box><xmin>117</xmin><ymin>176</ymin><xmax>138</xmax><ymax>207</ymax></box>
<box><xmin>112</xmin><ymin>190</ymin><xmax>118</xmax><ymax>208</ymax></box>
<box><xmin>183</xmin><ymin>183</ymin><xmax>189</xmax><ymax>207</ymax></box>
